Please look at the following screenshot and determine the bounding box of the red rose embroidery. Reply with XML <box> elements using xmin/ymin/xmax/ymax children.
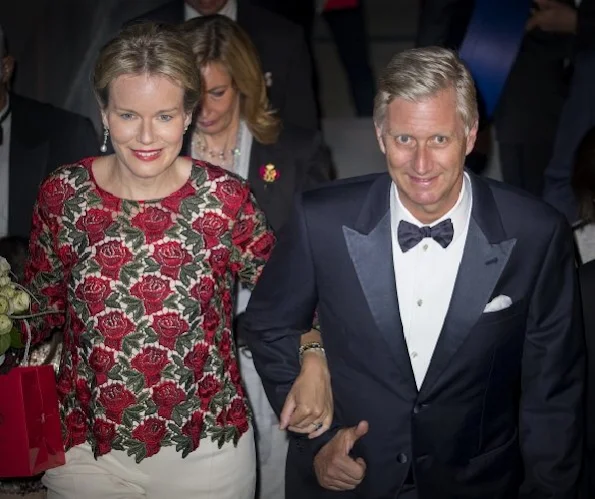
<box><xmin>208</xmin><ymin>248</ymin><xmax>230</xmax><ymax>277</ymax></box>
<box><xmin>152</xmin><ymin>313</ymin><xmax>189</xmax><ymax>349</ymax></box>
<box><xmin>30</xmin><ymin>242</ymin><xmax>53</xmax><ymax>274</ymax></box>
<box><xmin>152</xmin><ymin>241</ymin><xmax>193</xmax><ymax>280</ymax></box>
<box><xmin>251</xmin><ymin>232</ymin><xmax>275</xmax><ymax>260</ymax></box>
<box><xmin>221</xmin><ymin>289</ymin><xmax>233</xmax><ymax>318</ymax></box>
<box><xmin>190</xmin><ymin>278</ymin><xmax>215</xmax><ymax>306</ymax></box>
<box><xmin>76</xmin><ymin>379</ymin><xmax>92</xmax><ymax>409</ymax></box>
<box><xmin>89</xmin><ymin>347</ymin><xmax>116</xmax><ymax>385</ymax></box>
<box><xmin>184</xmin><ymin>343</ymin><xmax>210</xmax><ymax>380</ymax></box>
<box><xmin>41</xmin><ymin>178</ymin><xmax>75</xmax><ymax>216</ymax></box>
<box><xmin>98</xmin><ymin>383</ymin><xmax>136</xmax><ymax>424</ymax></box>
<box><xmin>76</xmin><ymin>209</ymin><xmax>113</xmax><ymax>245</ymax></box>
<box><xmin>97</xmin><ymin>311</ymin><xmax>136</xmax><ymax>350</ymax></box>
<box><xmin>219</xmin><ymin>331</ymin><xmax>233</xmax><ymax>366</ymax></box>
<box><xmin>56</xmin><ymin>368</ymin><xmax>73</xmax><ymax>403</ymax></box>
<box><xmin>215</xmin><ymin>180</ymin><xmax>247</xmax><ymax>217</ymax></box>
<box><xmin>93</xmin><ymin>419</ymin><xmax>116</xmax><ymax>456</ymax></box>
<box><xmin>95</xmin><ymin>241</ymin><xmax>133</xmax><ymax>280</ymax></box>
<box><xmin>131</xmin><ymin>418</ymin><xmax>167</xmax><ymax>457</ymax></box>
<box><xmin>217</xmin><ymin>399</ymin><xmax>249</xmax><ymax>434</ymax></box>
<box><xmin>198</xmin><ymin>374</ymin><xmax>221</xmax><ymax>410</ymax></box>
<box><xmin>182</xmin><ymin>411</ymin><xmax>204</xmax><ymax>451</ymax></box>
<box><xmin>152</xmin><ymin>381</ymin><xmax>186</xmax><ymax>419</ymax></box>
<box><xmin>65</xmin><ymin>409</ymin><xmax>87</xmax><ymax>447</ymax></box>
<box><xmin>131</xmin><ymin>207</ymin><xmax>174</xmax><ymax>244</ymax></box>
<box><xmin>202</xmin><ymin>305</ymin><xmax>220</xmax><ymax>338</ymax></box>
<box><xmin>192</xmin><ymin>212</ymin><xmax>229</xmax><ymax>249</ymax></box>
<box><xmin>70</xmin><ymin>312</ymin><xmax>86</xmax><ymax>347</ymax></box>
<box><xmin>130</xmin><ymin>276</ymin><xmax>172</xmax><ymax>315</ymax></box>
<box><xmin>229</xmin><ymin>361</ymin><xmax>242</xmax><ymax>388</ymax></box>
<box><xmin>204</xmin><ymin>163</ymin><xmax>226</xmax><ymax>181</ymax></box>
<box><xmin>162</xmin><ymin>182</ymin><xmax>196</xmax><ymax>212</ymax></box>
<box><xmin>131</xmin><ymin>347</ymin><xmax>169</xmax><ymax>387</ymax></box>
<box><xmin>76</xmin><ymin>277</ymin><xmax>111</xmax><ymax>315</ymax></box>
<box><xmin>57</xmin><ymin>244</ymin><xmax>78</xmax><ymax>269</ymax></box>
<box><xmin>232</xmin><ymin>218</ymin><xmax>256</xmax><ymax>250</ymax></box>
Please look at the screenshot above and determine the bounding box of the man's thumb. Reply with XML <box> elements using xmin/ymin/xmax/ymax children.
<box><xmin>353</xmin><ymin>420</ymin><xmax>369</xmax><ymax>441</ymax></box>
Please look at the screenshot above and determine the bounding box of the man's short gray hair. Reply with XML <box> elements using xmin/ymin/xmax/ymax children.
<box><xmin>373</xmin><ymin>47</ymin><xmax>479</xmax><ymax>135</ymax></box>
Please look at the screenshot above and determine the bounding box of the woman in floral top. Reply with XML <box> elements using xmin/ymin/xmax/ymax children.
<box><xmin>22</xmin><ymin>22</ymin><xmax>318</xmax><ymax>499</ymax></box>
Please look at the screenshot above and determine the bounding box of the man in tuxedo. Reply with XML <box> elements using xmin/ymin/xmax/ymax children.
<box><xmin>134</xmin><ymin>0</ymin><xmax>319</xmax><ymax>130</ymax></box>
<box><xmin>0</xmin><ymin>25</ymin><xmax>98</xmax><ymax>239</ymax></box>
<box><xmin>242</xmin><ymin>47</ymin><xmax>583</xmax><ymax>498</ymax></box>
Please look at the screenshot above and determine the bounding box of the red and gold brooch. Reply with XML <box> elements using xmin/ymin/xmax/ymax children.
<box><xmin>259</xmin><ymin>163</ymin><xmax>280</xmax><ymax>183</ymax></box>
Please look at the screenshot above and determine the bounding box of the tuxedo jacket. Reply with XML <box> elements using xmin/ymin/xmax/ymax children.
<box><xmin>579</xmin><ymin>259</ymin><xmax>595</xmax><ymax>498</ymax></box>
<box><xmin>8</xmin><ymin>94</ymin><xmax>98</xmax><ymax>238</ymax></box>
<box><xmin>243</xmin><ymin>172</ymin><xmax>584</xmax><ymax>499</ymax></box>
<box><xmin>135</xmin><ymin>0</ymin><xmax>318</xmax><ymax>130</ymax></box>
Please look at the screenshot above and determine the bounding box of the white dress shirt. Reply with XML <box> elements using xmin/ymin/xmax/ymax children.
<box><xmin>184</xmin><ymin>0</ymin><xmax>238</xmax><ymax>21</ymax></box>
<box><xmin>390</xmin><ymin>173</ymin><xmax>473</xmax><ymax>389</ymax></box>
<box><xmin>0</xmin><ymin>97</ymin><xmax>12</xmax><ymax>238</ymax></box>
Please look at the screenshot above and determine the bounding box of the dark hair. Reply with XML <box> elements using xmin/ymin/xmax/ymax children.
<box><xmin>0</xmin><ymin>236</ymin><xmax>29</xmax><ymax>281</ymax></box>
<box><xmin>572</xmin><ymin>126</ymin><xmax>595</xmax><ymax>223</ymax></box>
<box><xmin>93</xmin><ymin>22</ymin><xmax>201</xmax><ymax>114</ymax></box>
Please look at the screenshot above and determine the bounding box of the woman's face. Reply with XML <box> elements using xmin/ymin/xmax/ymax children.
<box><xmin>101</xmin><ymin>73</ymin><xmax>191</xmax><ymax>181</ymax></box>
<box><xmin>196</xmin><ymin>62</ymin><xmax>240</xmax><ymax>137</ymax></box>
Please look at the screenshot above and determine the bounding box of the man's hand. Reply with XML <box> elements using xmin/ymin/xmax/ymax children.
<box><xmin>526</xmin><ymin>0</ymin><xmax>578</xmax><ymax>34</ymax></box>
<box><xmin>313</xmin><ymin>420</ymin><xmax>369</xmax><ymax>491</ymax></box>
<box><xmin>280</xmin><ymin>350</ymin><xmax>333</xmax><ymax>439</ymax></box>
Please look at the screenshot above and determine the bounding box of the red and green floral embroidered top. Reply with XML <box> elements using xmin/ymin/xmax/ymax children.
<box><xmin>24</xmin><ymin>157</ymin><xmax>275</xmax><ymax>462</ymax></box>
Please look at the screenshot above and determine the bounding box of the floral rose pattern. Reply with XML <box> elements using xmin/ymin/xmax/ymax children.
<box><xmin>24</xmin><ymin>158</ymin><xmax>273</xmax><ymax>461</ymax></box>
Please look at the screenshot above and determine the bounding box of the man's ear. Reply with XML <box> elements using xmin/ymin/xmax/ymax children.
<box><xmin>1</xmin><ymin>56</ymin><xmax>15</xmax><ymax>87</ymax></box>
<box><xmin>375</xmin><ymin>123</ymin><xmax>386</xmax><ymax>155</ymax></box>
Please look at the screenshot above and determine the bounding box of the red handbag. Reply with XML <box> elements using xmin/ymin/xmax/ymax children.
<box><xmin>0</xmin><ymin>364</ymin><xmax>65</xmax><ymax>477</ymax></box>
<box><xmin>324</xmin><ymin>0</ymin><xmax>359</xmax><ymax>11</ymax></box>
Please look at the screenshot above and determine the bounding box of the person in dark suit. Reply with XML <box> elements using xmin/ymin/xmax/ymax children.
<box><xmin>416</xmin><ymin>0</ymin><xmax>574</xmax><ymax>196</ymax></box>
<box><xmin>242</xmin><ymin>47</ymin><xmax>584</xmax><ymax>498</ymax></box>
<box><xmin>179</xmin><ymin>15</ymin><xmax>333</xmax><ymax>499</ymax></box>
<box><xmin>578</xmin><ymin>258</ymin><xmax>595</xmax><ymax>498</ymax></box>
<box><xmin>0</xmin><ymin>24</ymin><xmax>98</xmax><ymax>239</ymax></box>
<box><xmin>133</xmin><ymin>0</ymin><xmax>319</xmax><ymax>131</ymax></box>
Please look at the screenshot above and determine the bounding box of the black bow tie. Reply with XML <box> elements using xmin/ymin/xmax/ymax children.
<box><xmin>0</xmin><ymin>105</ymin><xmax>11</xmax><ymax>146</ymax></box>
<box><xmin>397</xmin><ymin>219</ymin><xmax>454</xmax><ymax>252</ymax></box>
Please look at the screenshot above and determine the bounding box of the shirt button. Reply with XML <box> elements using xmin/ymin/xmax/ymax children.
<box><xmin>397</xmin><ymin>453</ymin><xmax>408</xmax><ymax>464</ymax></box>
<box><xmin>422</xmin><ymin>244</ymin><xmax>428</xmax><ymax>251</ymax></box>
<box><xmin>417</xmin><ymin>299</ymin><xmax>423</xmax><ymax>307</ymax></box>
<box><xmin>411</xmin><ymin>351</ymin><xmax>418</xmax><ymax>359</ymax></box>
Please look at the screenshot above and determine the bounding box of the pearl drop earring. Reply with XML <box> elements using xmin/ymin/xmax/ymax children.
<box><xmin>100</xmin><ymin>126</ymin><xmax>109</xmax><ymax>153</ymax></box>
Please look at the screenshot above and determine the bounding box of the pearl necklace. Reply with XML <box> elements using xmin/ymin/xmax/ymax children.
<box><xmin>192</xmin><ymin>124</ymin><xmax>242</xmax><ymax>170</ymax></box>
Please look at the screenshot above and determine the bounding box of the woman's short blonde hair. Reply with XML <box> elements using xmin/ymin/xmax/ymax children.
<box><xmin>179</xmin><ymin>15</ymin><xmax>281</xmax><ymax>145</ymax></box>
<box><xmin>93</xmin><ymin>22</ymin><xmax>201</xmax><ymax>114</ymax></box>
<box><xmin>374</xmin><ymin>47</ymin><xmax>478</xmax><ymax>135</ymax></box>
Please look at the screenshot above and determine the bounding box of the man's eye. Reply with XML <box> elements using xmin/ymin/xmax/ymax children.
<box><xmin>120</xmin><ymin>113</ymin><xmax>133</xmax><ymax>120</ymax></box>
<box><xmin>396</xmin><ymin>135</ymin><xmax>411</xmax><ymax>144</ymax></box>
<box><xmin>159</xmin><ymin>115</ymin><xmax>173</xmax><ymax>122</ymax></box>
<box><xmin>434</xmin><ymin>135</ymin><xmax>447</xmax><ymax>144</ymax></box>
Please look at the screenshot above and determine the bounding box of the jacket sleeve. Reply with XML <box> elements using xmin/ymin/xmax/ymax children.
<box><xmin>242</xmin><ymin>195</ymin><xmax>340</xmax><ymax>454</ymax></box>
<box><xmin>518</xmin><ymin>216</ymin><xmax>584</xmax><ymax>498</ymax></box>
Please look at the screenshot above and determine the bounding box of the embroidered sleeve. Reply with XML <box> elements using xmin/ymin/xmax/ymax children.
<box><xmin>230</xmin><ymin>188</ymin><xmax>275</xmax><ymax>288</ymax></box>
<box><xmin>22</xmin><ymin>180</ymin><xmax>68</xmax><ymax>344</ymax></box>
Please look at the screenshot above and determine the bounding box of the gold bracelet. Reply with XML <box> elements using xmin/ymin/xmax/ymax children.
<box><xmin>299</xmin><ymin>342</ymin><xmax>325</xmax><ymax>364</ymax></box>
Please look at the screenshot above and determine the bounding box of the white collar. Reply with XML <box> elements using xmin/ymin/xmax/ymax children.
<box><xmin>184</xmin><ymin>0</ymin><xmax>238</xmax><ymax>21</ymax></box>
<box><xmin>393</xmin><ymin>172</ymin><xmax>472</xmax><ymax>246</ymax></box>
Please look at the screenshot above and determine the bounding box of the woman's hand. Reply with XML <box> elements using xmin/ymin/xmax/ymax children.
<box><xmin>280</xmin><ymin>350</ymin><xmax>333</xmax><ymax>439</ymax></box>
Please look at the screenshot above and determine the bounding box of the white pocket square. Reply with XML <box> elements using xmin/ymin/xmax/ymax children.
<box><xmin>483</xmin><ymin>295</ymin><xmax>512</xmax><ymax>313</ymax></box>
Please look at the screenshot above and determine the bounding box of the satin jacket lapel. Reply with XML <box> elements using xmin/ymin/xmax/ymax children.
<box><xmin>343</xmin><ymin>174</ymin><xmax>417</xmax><ymax>388</ymax></box>
<box><xmin>419</xmin><ymin>174</ymin><xmax>517</xmax><ymax>397</ymax></box>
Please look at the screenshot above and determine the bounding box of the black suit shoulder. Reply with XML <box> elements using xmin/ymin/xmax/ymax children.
<box><xmin>238</xmin><ymin>2</ymin><xmax>303</xmax><ymax>43</ymax></box>
<box><xmin>481</xmin><ymin>175</ymin><xmax>570</xmax><ymax>241</ymax></box>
